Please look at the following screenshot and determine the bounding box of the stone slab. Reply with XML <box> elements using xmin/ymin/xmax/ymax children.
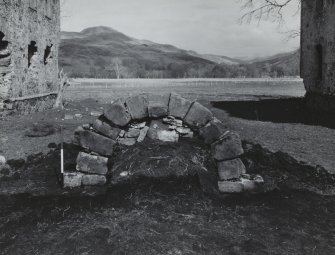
<box><xmin>184</xmin><ymin>102</ymin><xmax>213</xmax><ymax>129</ymax></box>
<box><xmin>118</xmin><ymin>138</ymin><xmax>137</xmax><ymax>146</ymax></box>
<box><xmin>199</xmin><ymin>118</ymin><xmax>229</xmax><ymax>144</ymax></box>
<box><xmin>125</xmin><ymin>95</ymin><xmax>148</xmax><ymax>120</ymax></box>
<box><xmin>211</xmin><ymin>132</ymin><xmax>244</xmax><ymax>161</ymax></box>
<box><xmin>217</xmin><ymin>158</ymin><xmax>246</xmax><ymax>180</ymax></box>
<box><xmin>168</xmin><ymin>93</ymin><xmax>192</xmax><ymax>119</ymax></box>
<box><xmin>137</xmin><ymin>126</ymin><xmax>149</xmax><ymax>143</ymax></box>
<box><xmin>104</xmin><ymin>99</ymin><xmax>131</xmax><ymax>127</ymax></box>
<box><xmin>126</xmin><ymin>129</ymin><xmax>141</xmax><ymax>138</ymax></box>
<box><xmin>63</xmin><ymin>173</ymin><xmax>83</xmax><ymax>188</ymax></box>
<box><xmin>82</xmin><ymin>175</ymin><xmax>107</xmax><ymax>186</ymax></box>
<box><xmin>76</xmin><ymin>152</ymin><xmax>108</xmax><ymax>175</ymax></box>
<box><xmin>148</xmin><ymin>102</ymin><xmax>168</xmax><ymax>118</ymax></box>
<box><xmin>93</xmin><ymin>119</ymin><xmax>121</xmax><ymax>140</ymax></box>
<box><xmin>218</xmin><ymin>181</ymin><xmax>244</xmax><ymax>193</ymax></box>
<box><xmin>74</xmin><ymin>128</ymin><xmax>116</xmax><ymax>156</ymax></box>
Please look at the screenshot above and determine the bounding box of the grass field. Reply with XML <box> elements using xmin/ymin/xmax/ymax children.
<box><xmin>66</xmin><ymin>78</ymin><xmax>305</xmax><ymax>102</ymax></box>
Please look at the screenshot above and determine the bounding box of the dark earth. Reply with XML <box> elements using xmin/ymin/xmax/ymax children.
<box><xmin>1</xmin><ymin>97</ymin><xmax>335</xmax><ymax>254</ymax></box>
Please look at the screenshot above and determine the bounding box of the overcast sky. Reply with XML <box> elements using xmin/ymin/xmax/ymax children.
<box><xmin>61</xmin><ymin>0</ymin><xmax>300</xmax><ymax>59</ymax></box>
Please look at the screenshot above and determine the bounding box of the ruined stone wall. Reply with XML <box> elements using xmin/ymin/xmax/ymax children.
<box><xmin>301</xmin><ymin>0</ymin><xmax>335</xmax><ymax>112</ymax></box>
<box><xmin>0</xmin><ymin>0</ymin><xmax>60</xmax><ymax>113</ymax></box>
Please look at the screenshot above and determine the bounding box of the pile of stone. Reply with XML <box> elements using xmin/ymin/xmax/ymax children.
<box><xmin>63</xmin><ymin>93</ymin><xmax>263</xmax><ymax>193</ymax></box>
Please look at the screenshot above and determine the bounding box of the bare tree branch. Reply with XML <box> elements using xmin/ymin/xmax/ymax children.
<box><xmin>240</xmin><ymin>0</ymin><xmax>301</xmax><ymax>24</ymax></box>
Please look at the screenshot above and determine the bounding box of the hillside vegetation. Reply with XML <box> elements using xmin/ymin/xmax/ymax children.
<box><xmin>59</xmin><ymin>26</ymin><xmax>300</xmax><ymax>79</ymax></box>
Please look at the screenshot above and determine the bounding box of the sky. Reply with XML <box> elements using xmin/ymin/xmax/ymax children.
<box><xmin>61</xmin><ymin>0</ymin><xmax>300</xmax><ymax>59</ymax></box>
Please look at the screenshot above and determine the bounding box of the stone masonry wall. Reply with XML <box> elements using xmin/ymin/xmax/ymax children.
<box><xmin>0</xmin><ymin>0</ymin><xmax>60</xmax><ymax>113</ymax></box>
<box><xmin>301</xmin><ymin>0</ymin><xmax>335</xmax><ymax>111</ymax></box>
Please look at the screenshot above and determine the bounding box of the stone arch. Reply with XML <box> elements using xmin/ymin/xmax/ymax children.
<box><xmin>65</xmin><ymin>93</ymin><xmax>264</xmax><ymax>193</ymax></box>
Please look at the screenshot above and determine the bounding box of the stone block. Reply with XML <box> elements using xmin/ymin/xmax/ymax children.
<box><xmin>168</xmin><ymin>93</ymin><xmax>192</xmax><ymax>119</ymax></box>
<box><xmin>147</xmin><ymin>120</ymin><xmax>179</xmax><ymax>142</ymax></box>
<box><xmin>125</xmin><ymin>95</ymin><xmax>148</xmax><ymax>120</ymax></box>
<box><xmin>104</xmin><ymin>99</ymin><xmax>131</xmax><ymax>127</ymax></box>
<box><xmin>63</xmin><ymin>173</ymin><xmax>83</xmax><ymax>188</ymax></box>
<box><xmin>217</xmin><ymin>159</ymin><xmax>246</xmax><ymax>180</ymax></box>
<box><xmin>199</xmin><ymin>118</ymin><xmax>229</xmax><ymax>144</ymax></box>
<box><xmin>93</xmin><ymin>119</ymin><xmax>121</xmax><ymax>140</ymax></box>
<box><xmin>82</xmin><ymin>175</ymin><xmax>107</xmax><ymax>186</ymax></box>
<box><xmin>218</xmin><ymin>180</ymin><xmax>244</xmax><ymax>193</ymax></box>
<box><xmin>146</xmin><ymin>93</ymin><xmax>171</xmax><ymax>107</ymax></box>
<box><xmin>157</xmin><ymin>130</ymin><xmax>179</xmax><ymax>142</ymax></box>
<box><xmin>0</xmin><ymin>155</ymin><xmax>6</xmax><ymax>166</ymax></box>
<box><xmin>76</xmin><ymin>152</ymin><xmax>108</xmax><ymax>175</ymax></box>
<box><xmin>137</xmin><ymin>126</ymin><xmax>149</xmax><ymax>142</ymax></box>
<box><xmin>74</xmin><ymin>128</ymin><xmax>116</xmax><ymax>156</ymax></box>
<box><xmin>184</xmin><ymin>102</ymin><xmax>213</xmax><ymax>129</ymax></box>
<box><xmin>211</xmin><ymin>132</ymin><xmax>244</xmax><ymax>161</ymax></box>
<box><xmin>241</xmin><ymin>175</ymin><xmax>264</xmax><ymax>193</ymax></box>
<box><xmin>126</xmin><ymin>129</ymin><xmax>141</xmax><ymax>138</ymax></box>
<box><xmin>148</xmin><ymin>102</ymin><xmax>168</xmax><ymax>118</ymax></box>
<box><xmin>118</xmin><ymin>138</ymin><xmax>137</xmax><ymax>146</ymax></box>
<box><xmin>162</xmin><ymin>116</ymin><xmax>183</xmax><ymax>127</ymax></box>
<box><xmin>147</xmin><ymin>120</ymin><xmax>170</xmax><ymax>140</ymax></box>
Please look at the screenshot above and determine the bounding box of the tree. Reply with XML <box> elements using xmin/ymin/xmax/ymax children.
<box><xmin>107</xmin><ymin>58</ymin><xmax>126</xmax><ymax>79</ymax></box>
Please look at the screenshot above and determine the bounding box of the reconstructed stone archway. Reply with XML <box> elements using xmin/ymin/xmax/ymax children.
<box><xmin>64</xmin><ymin>93</ymin><xmax>264</xmax><ymax>193</ymax></box>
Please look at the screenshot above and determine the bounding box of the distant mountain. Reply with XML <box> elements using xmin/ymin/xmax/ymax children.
<box><xmin>60</xmin><ymin>26</ymin><xmax>218</xmax><ymax>78</ymax></box>
<box><xmin>250</xmin><ymin>50</ymin><xmax>300</xmax><ymax>77</ymax></box>
<box><xmin>59</xmin><ymin>26</ymin><xmax>300</xmax><ymax>78</ymax></box>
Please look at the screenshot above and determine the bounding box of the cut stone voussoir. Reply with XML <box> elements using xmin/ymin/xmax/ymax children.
<box><xmin>211</xmin><ymin>132</ymin><xmax>244</xmax><ymax>161</ymax></box>
<box><xmin>146</xmin><ymin>93</ymin><xmax>171</xmax><ymax>107</ymax></box>
<box><xmin>217</xmin><ymin>158</ymin><xmax>246</xmax><ymax>180</ymax></box>
<box><xmin>126</xmin><ymin>95</ymin><xmax>148</xmax><ymax>120</ymax></box>
<box><xmin>148</xmin><ymin>102</ymin><xmax>168</xmax><ymax>118</ymax></box>
<box><xmin>168</xmin><ymin>93</ymin><xmax>193</xmax><ymax>119</ymax></box>
<box><xmin>199</xmin><ymin>118</ymin><xmax>229</xmax><ymax>145</ymax></box>
<box><xmin>93</xmin><ymin>119</ymin><xmax>121</xmax><ymax>140</ymax></box>
<box><xmin>74</xmin><ymin>128</ymin><xmax>116</xmax><ymax>156</ymax></box>
<box><xmin>76</xmin><ymin>152</ymin><xmax>108</xmax><ymax>175</ymax></box>
<box><xmin>104</xmin><ymin>99</ymin><xmax>131</xmax><ymax>127</ymax></box>
<box><xmin>63</xmin><ymin>172</ymin><xmax>83</xmax><ymax>188</ymax></box>
<box><xmin>184</xmin><ymin>102</ymin><xmax>214</xmax><ymax>129</ymax></box>
<box><xmin>82</xmin><ymin>175</ymin><xmax>107</xmax><ymax>186</ymax></box>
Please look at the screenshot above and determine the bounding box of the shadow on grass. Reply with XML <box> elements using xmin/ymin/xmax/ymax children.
<box><xmin>212</xmin><ymin>97</ymin><xmax>335</xmax><ymax>129</ymax></box>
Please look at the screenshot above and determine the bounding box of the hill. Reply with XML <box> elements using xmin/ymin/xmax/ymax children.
<box><xmin>60</xmin><ymin>26</ymin><xmax>218</xmax><ymax>78</ymax></box>
<box><xmin>59</xmin><ymin>26</ymin><xmax>300</xmax><ymax>78</ymax></box>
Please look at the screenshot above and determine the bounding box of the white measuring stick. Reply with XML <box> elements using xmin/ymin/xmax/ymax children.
<box><xmin>60</xmin><ymin>125</ymin><xmax>64</xmax><ymax>174</ymax></box>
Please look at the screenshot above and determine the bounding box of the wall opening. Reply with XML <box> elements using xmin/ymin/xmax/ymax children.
<box><xmin>315</xmin><ymin>44</ymin><xmax>323</xmax><ymax>80</ymax></box>
<box><xmin>28</xmin><ymin>41</ymin><xmax>38</xmax><ymax>68</ymax></box>
<box><xmin>0</xmin><ymin>31</ymin><xmax>9</xmax><ymax>58</ymax></box>
<box><xmin>44</xmin><ymin>44</ymin><xmax>53</xmax><ymax>65</ymax></box>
